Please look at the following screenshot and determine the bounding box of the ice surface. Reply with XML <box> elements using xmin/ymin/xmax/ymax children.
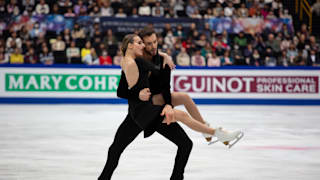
<box><xmin>0</xmin><ymin>105</ymin><xmax>319</xmax><ymax>180</ymax></box>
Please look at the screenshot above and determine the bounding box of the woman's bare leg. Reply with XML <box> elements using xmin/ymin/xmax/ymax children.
<box><xmin>172</xmin><ymin>109</ymin><xmax>215</xmax><ymax>135</ymax></box>
<box><xmin>153</xmin><ymin>92</ymin><xmax>206</xmax><ymax>124</ymax></box>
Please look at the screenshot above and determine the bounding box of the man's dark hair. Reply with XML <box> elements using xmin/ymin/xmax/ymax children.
<box><xmin>138</xmin><ymin>27</ymin><xmax>156</xmax><ymax>39</ymax></box>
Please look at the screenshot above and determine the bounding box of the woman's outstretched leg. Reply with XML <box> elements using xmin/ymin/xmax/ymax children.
<box><xmin>173</xmin><ymin>109</ymin><xmax>214</xmax><ymax>135</ymax></box>
<box><xmin>171</xmin><ymin>109</ymin><xmax>243</xmax><ymax>148</ymax></box>
<box><xmin>171</xmin><ymin>92</ymin><xmax>206</xmax><ymax>124</ymax></box>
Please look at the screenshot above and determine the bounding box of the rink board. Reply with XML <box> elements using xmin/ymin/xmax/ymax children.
<box><xmin>0</xmin><ymin>65</ymin><xmax>319</xmax><ymax>105</ymax></box>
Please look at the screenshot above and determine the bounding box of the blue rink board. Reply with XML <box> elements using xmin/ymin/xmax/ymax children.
<box><xmin>0</xmin><ymin>97</ymin><xmax>319</xmax><ymax>105</ymax></box>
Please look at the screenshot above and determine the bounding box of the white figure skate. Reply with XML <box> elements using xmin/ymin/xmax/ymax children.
<box><xmin>209</xmin><ymin>127</ymin><xmax>244</xmax><ymax>148</ymax></box>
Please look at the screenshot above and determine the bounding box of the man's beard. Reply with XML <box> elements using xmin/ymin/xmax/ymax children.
<box><xmin>144</xmin><ymin>48</ymin><xmax>157</xmax><ymax>57</ymax></box>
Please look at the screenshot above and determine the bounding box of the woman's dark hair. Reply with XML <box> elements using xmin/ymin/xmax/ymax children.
<box><xmin>121</xmin><ymin>34</ymin><xmax>137</xmax><ymax>56</ymax></box>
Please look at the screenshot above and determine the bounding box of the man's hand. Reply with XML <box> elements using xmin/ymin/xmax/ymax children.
<box><xmin>158</xmin><ymin>51</ymin><xmax>176</xmax><ymax>69</ymax></box>
<box><xmin>161</xmin><ymin>104</ymin><xmax>175</xmax><ymax>125</ymax></box>
<box><xmin>139</xmin><ymin>88</ymin><xmax>151</xmax><ymax>101</ymax></box>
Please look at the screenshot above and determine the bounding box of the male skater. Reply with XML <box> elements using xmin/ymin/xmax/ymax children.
<box><xmin>98</xmin><ymin>28</ymin><xmax>194</xmax><ymax>180</ymax></box>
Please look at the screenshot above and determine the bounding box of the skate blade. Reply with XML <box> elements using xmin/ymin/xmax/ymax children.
<box><xmin>228</xmin><ymin>132</ymin><xmax>244</xmax><ymax>149</ymax></box>
<box><xmin>208</xmin><ymin>139</ymin><xmax>218</xmax><ymax>145</ymax></box>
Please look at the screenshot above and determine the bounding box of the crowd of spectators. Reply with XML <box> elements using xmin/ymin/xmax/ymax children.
<box><xmin>0</xmin><ymin>0</ymin><xmax>319</xmax><ymax>67</ymax></box>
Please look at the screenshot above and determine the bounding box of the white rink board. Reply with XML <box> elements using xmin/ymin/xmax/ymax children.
<box><xmin>0</xmin><ymin>66</ymin><xmax>320</xmax><ymax>104</ymax></box>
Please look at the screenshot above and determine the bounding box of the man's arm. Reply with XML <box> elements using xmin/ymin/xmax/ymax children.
<box><xmin>160</xmin><ymin>64</ymin><xmax>173</xmax><ymax>107</ymax></box>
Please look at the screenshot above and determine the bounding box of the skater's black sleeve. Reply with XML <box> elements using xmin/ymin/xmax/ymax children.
<box><xmin>160</xmin><ymin>64</ymin><xmax>173</xmax><ymax>108</ymax></box>
<box><xmin>117</xmin><ymin>71</ymin><xmax>139</xmax><ymax>101</ymax></box>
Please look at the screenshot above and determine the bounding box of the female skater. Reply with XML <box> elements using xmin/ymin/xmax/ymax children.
<box><xmin>120</xmin><ymin>34</ymin><xmax>243</xmax><ymax>146</ymax></box>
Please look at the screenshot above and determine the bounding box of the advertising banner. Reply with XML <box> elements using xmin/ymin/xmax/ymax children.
<box><xmin>0</xmin><ymin>65</ymin><xmax>319</xmax><ymax>105</ymax></box>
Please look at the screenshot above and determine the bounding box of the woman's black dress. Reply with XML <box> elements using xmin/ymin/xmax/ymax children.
<box><xmin>124</xmin><ymin>58</ymin><xmax>166</xmax><ymax>138</ymax></box>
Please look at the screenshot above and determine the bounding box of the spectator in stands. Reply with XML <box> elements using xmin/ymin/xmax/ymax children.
<box><xmin>233</xmin><ymin>31</ymin><xmax>247</xmax><ymax>50</ymax></box>
<box><xmin>6</xmin><ymin>31</ymin><xmax>22</xmax><ymax>50</ymax></box>
<box><xmin>0</xmin><ymin>46</ymin><xmax>8</xmax><ymax>64</ymax></box>
<box><xmin>71</xmin><ymin>23</ymin><xmax>86</xmax><ymax>47</ymax></box>
<box><xmin>309</xmin><ymin>36</ymin><xmax>319</xmax><ymax>52</ymax></box>
<box><xmin>287</xmin><ymin>43</ymin><xmax>298</xmax><ymax>64</ymax></box>
<box><xmin>202</xmin><ymin>23</ymin><xmax>211</xmax><ymax>40</ymax></box>
<box><xmin>164</xmin><ymin>7</ymin><xmax>177</xmax><ymax>18</ymax></box>
<box><xmin>115</xmin><ymin>8</ymin><xmax>127</xmax><ymax>18</ymax></box>
<box><xmin>58</xmin><ymin>0</ymin><xmax>73</xmax><ymax>14</ymax></box>
<box><xmin>293</xmin><ymin>50</ymin><xmax>306</xmax><ymax>66</ymax></box>
<box><xmin>212</xmin><ymin>35</ymin><xmax>228</xmax><ymax>57</ymax></box>
<box><xmin>99</xmin><ymin>50</ymin><xmax>112</xmax><ymax>65</ymax></box>
<box><xmin>35</xmin><ymin>0</ymin><xmax>50</xmax><ymax>15</ymax></box>
<box><xmin>40</xmin><ymin>46</ymin><xmax>54</xmax><ymax>65</ymax></box>
<box><xmin>102</xmin><ymin>29</ymin><xmax>118</xmax><ymax>57</ymax></box>
<box><xmin>138</xmin><ymin>1</ymin><xmax>151</xmax><ymax>16</ymax></box>
<box><xmin>248</xmin><ymin>2</ymin><xmax>259</xmax><ymax>17</ymax></box>
<box><xmin>260</xmin><ymin>4</ymin><xmax>270</xmax><ymax>19</ymax></box>
<box><xmin>173</xmin><ymin>24</ymin><xmax>186</xmax><ymax>39</ymax></box>
<box><xmin>221</xmin><ymin>50</ymin><xmax>233</xmax><ymax>66</ymax></box>
<box><xmin>201</xmin><ymin>42</ymin><xmax>213</xmax><ymax>59</ymax></box>
<box><xmin>264</xmin><ymin>47</ymin><xmax>277</xmax><ymax>67</ymax></box>
<box><xmin>62</xmin><ymin>28</ymin><xmax>72</xmax><ymax>47</ymax></box>
<box><xmin>278</xmin><ymin>50</ymin><xmax>289</xmax><ymax>67</ymax></box>
<box><xmin>280</xmin><ymin>35</ymin><xmax>291</xmax><ymax>51</ymax></box>
<box><xmin>0</xmin><ymin>52</ymin><xmax>7</xmax><ymax>64</ymax></box>
<box><xmin>279</xmin><ymin>8</ymin><xmax>292</xmax><ymax>21</ymax></box>
<box><xmin>81</xmin><ymin>41</ymin><xmax>92</xmax><ymax>63</ymax></box>
<box><xmin>24</xmin><ymin>48</ymin><xmax>38</xmax><ymax>64</ymax></box>
<box><xmin>101</xmin><ymin>1</ymin><xmax>114</xmax><ymax>16</ymax></box>
<box><xmin>176</xmin><ymin>47</ymin><xmax>190</xmax><ymax>66</ymax></box>
<box><xmin>20</xmin><ymin>25</ymin><xmax>31</xmax><ymax>41</ymax></box>
<box><xmin>64</xmin><ymin>8</ymin><xmax>76</xmax><ymax>17</ymax></box>
<box><xmin>232</xmin><ymin>44</ymin><xmax>245</xmax><ymax>65</ymax></box>
<box><xmin>52</xmin><ymin>4</ymin><xmax>61</xmax><ymax>14</ymax></box>
<box><xmin>233</xmin><ymin>0</ymin><xmax>241</xmax><ymax>9</ymax></box>
<box><xmin>0</xmin><ymin>0</ymin><xmax>5</xmax><ymax>15</ymax></box>
<box><xmin>152</xmin><ymin>1</ymin><xmax>164</xmax><ymax>17</ymax></box>
<box><xmin>29</xmin><ymin>22</ymin><xmax>45</xmax><ymax>39</ymax></box>
<box><xmin>164</xmin><ymin>30</ymin><xmax>176</xmax><ymax>50</ymax></box>
<box><xmin>51</xmin><ymin>34</ymin><xmax>67</xmax><ymax>64</ymax></box>
<box><xmin>73</xmin><ymin>0</ymin><xmax>87</xmax><ymax>16</ymax></box>
<box><xmin>204</xmin><ymin>8</ymin><xmax>214</xmax><ymax>19</ymax></box>
<box><xmin>186</xmin><ymin>0</ymin><xmax>198</xmax><ymax>17</ymax></box>
<box><xmin>207</xmin><ymin>51</ymin><xmax>221</xmax><ymax>67</ymax></box>
<box><xmin>131</xmin><ymin>7</ymin><xmax>139</xmax><ymax>17</ymax></box>
<box><xmin>210</xmin><ymin>30</ymin><xmax>217</xmax><ymax>45</ymax></box>
<box><xmin>7</xmin><ymin>0</ymin><xmax>20</xmax><ymax>16</ymax></box>
<box><xmin>237</xmin><ymin>3</ymin><xmax>249</xmax><ymax>17</ymax></box>
<box><xmin>173</xmin><ymin>0</ymin><xmax>185</xmax><ymax>17</ymax></box>
<box><xmin>306</xmin><ymin>49</ymin><xmax>320</xmax><ymax>66</ymax></box>
<box><xmin>312</xmin><ymin>0</ymin><xmax>320</xmax><ymax>35</ymax></box>
<box><xmin>195</xmin><ymin>34</ymin><xmax>207</xmax><ymax>49</ymax></box>
<box><xmin>250</xmin><ymin>49</ymin><xmax>263</xmax><ymax>66</ymax></box>
<box><xmin>243</xmin><ymin>43</ymin><xmax>254</xmax><ymax>65</ymax></box>
<box><xmin>90</xmin><ymin>5</ymin><xmax>101</xmax><ymax>16</ymax></box>
<box><xmin>224</xmin><ymin>2</ymin><xmax>235</xmax><ymax>17</ymax></box>
<box><xmin>113</xmin><ymin>48</ymin><xmax>122</xmax><ymax>66</ymax></box>
<box><xmin>272</xmin><ymin>0</ymin><xmax>282</xmax><ymax>16</ymax></box>
<box><xmin>66</xmin><ymin>41</ymin><xmax>81</xmax><ymax>64</ymax></box>
<box><xmin>252</xmin><ymin>34</ymin><xmax>266</xmax><ymax>53</ymax></box>
<box><xmin>191</xmin><ymin>49</ymin><xmax>206</xmax><ymax>66</ymax></box>
<box><xmin>265</xmin><ymin>33</ymin><xmax>281</xmax><ymax>56</ymax></box>
<box><xmin>213</xmin><ymin>2</ymin><xmax>223</xmax><ymax>17</ymax></box>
